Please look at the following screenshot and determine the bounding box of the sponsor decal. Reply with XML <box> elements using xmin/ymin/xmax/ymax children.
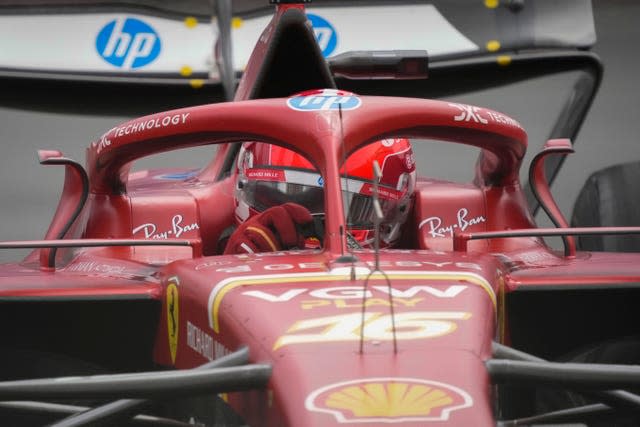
<box><xmin>186</xmin><ymin>321</ymin><xmax>230</xmax><ymax>361</ymax></box>
<box><xmin>210</xmin><ymin>260</ymin><xmax>483</xmax><ymax>273</ymax></box>
<box><xmin>380</xmin><ymin>139</ymin><xmax>396</xmax><ymax>147</ymax></box>
<box><xmin>449</xmin><ymin>103</ymin><xmax>488</xmax><ymax>124</ymax></box>
<box><xmin>96</xmin><ymin>112</ymin><xmax>190</xmax><ymax>153</ymax></box>
<box><xmin>449</xmin><ymin>103</ymin><xmax>522</xmax><ymax>129</ymax></box>
<box><xmin>360</xmin><ymin>183</ymin><xmax>402</xmax><ymax>201</ymax></box>
<box><xmin>273</xmin><ymin>311</ymin><xmax>470</xmax><ymax>350</ymax></box>
<box><xmin>156</xmin><ymin>170</ymin><xmax>198</xmax><ymax>180</ymax></box>
<box><xmin>63</xmin><ymin>261</ymin><xmax>126</xmax><ymax>274</ymax></box>
<box><xmin>508</xmin><ymin>250</ymin><xmax>557</xmax><ymax>264</ymax></box>
<box><xmin>419</xmin><ymin>208</ymin><xmax>486</xmax><ymax>238</ymax></box>
<box><xmin>96</xmin><ymin>133</ymin><xmax>112</xmax><ymax>154</ymax></box>
<box><xmin>308</xmin><ymin>13</ymin><xmax>338</xmax><ymax>57</ymax></box>
<box><xmin>484</xmin><ymin>110</ymin><xmax>522</xmax><ymax>128</ymax></box>
<box><xmin>243</xmin><ymin>285</ymin><xmax>467</xmax><ymax>310</ymax></box>
<box><xmin>245</xmin><ymin>168</ymin><xmax>286</xmax><ymax>181</ymax></box>
<box><xmin>166</xmin><ymin>277</ymin><xmax>179</xmax><ymax>363</ymax></box>
<box><xmin>305</xmin><ymin>378</ymin><xmax>473</xmax><ymax>423</ymax></box>
<box><xmin>96</xmin><ymin>17</ymin><xmax>161</xmax><ymax>69</ymax></box>
<box><xmin>297</xmin><ymin>297</ymin><xmax>424</xmax><ymax>310</ymax></box>
<box><xmin>208</xmin><ymin>270</ymin><xmax>494</xmax><ymax>333</ymax></box>
<box><xmin>195</xmin><ymin>260</ymin><xmax>234</xmax><ymax>270</ymax></box>
<box><xmin>62</xmin><ymin>261</ymin><xmax>150</xmax><ymax>280</ymax></box>
<box><xmin>186</xmin><ymin>321</ymin><xmax>212</xmax><ymax>361</ymax></box>
<box><xmin>133</xmin><ymin>214</ymin><xmax>200</xmax><ymax>239</ymax></box>
<box><xmin>287</xmin><ymin>89</ymin><xmax>361</xmax><ymax>112</ymax></box>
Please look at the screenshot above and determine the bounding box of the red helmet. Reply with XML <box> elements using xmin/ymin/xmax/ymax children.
<box><xmin>234</xmin><ymin>138</ymin><xmax>416</xmax><ymax>248</ymax></box>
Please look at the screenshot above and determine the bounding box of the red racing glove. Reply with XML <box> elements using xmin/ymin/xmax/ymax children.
<box><xmin>224</xmin><ymin>203</ymin><xmax>314</xmax><ymax>254</ymax></box>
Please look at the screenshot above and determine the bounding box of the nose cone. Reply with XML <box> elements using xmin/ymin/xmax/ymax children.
<box><xmin>207</xmin><ymin>251</ymin><xmax>500</xmax><ymax>426</ymax></box>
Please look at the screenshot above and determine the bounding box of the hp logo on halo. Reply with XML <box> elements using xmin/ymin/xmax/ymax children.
<box><xmin>96</xmin><ymin>17</ymin><xmax>161</xmax><ymax>69</ymax></box>
<box><xmin>287</xmin><ymin>90</ymin><xmax>361</xmax><ymax>112</ymax></box>
<box><xmin>308</xmin><ymin>13</ymin><xmax>337</xmax><ymax>57</ymax></box>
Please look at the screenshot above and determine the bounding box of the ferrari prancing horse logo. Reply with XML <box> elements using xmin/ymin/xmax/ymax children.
<box><xmin>167</xmin><ymin>277</ymin><xmax>180</xmax><ymax>363</ymax></box>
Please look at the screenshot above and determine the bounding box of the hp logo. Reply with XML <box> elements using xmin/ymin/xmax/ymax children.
<box><xmin>287</xmin><ymin>90</ymin><xmax>362</xmax><ymax>112</ymax></box>
<box><xmin>308</xmin><ymin>13</ymin><xmax>337</xmax><ymax>57</ymax></box>
<box><xmin>96</xmin><ymin>18</ymin><xmax>161</xmax><ymax>69</ymax></box>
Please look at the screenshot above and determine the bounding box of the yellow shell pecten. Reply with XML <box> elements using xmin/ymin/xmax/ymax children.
<box><xmin>325</xmin><ymin>382</ymin><xmax>454</xmax><ymax>417</ymax></box>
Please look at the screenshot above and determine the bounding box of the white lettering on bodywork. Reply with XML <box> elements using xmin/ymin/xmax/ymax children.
<box><xmin>63</xmin><ymin>261</ymin><xmax>125</xmax><ymax>274</ymax></box>
<box><xmin>449</xmin><ymin>103</ymin><xmax>488</xmax><ymax>124</ymax></box>
<box><xmin>132</xmin><ymin>214</ymin><xmax>199</xmax><ymax>239</ymax></box>
<box><xmin>186</xmin><ymin>321</ymin><xmax>214</xmax><ymax>361</ymax></box>
<box><xmin>419</xmin><ymin>208</ymin><xmax>486</xmax><ymax>238</ymax></box>
<box><xmin>243</xmin><ymin>285</ymin><xmax>467</xmax><ymax>302</ymax></box>
<box><xmin>95</xmin><ymin>112</ymin><xmax>190</xmax><ymax>153</ymax></box>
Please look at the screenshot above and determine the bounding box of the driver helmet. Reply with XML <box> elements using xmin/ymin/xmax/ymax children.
<box><xmin>234</xmin><ymin>139</ymin><xmax>416</xmax><ymax>248</ymax></box>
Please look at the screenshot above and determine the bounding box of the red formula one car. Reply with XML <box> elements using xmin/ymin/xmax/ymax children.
<box><xmin>1</xmin><ymin>1</ymin><xmax>640</xmax><ymax>426</ymax></box>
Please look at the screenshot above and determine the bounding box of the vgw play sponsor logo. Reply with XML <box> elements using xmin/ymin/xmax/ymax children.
<box><xmin>96</xmin><ymin>17</ymin><xmax>161</xmax><ymax>69</ymax></box>
<box><xmin>308</xmin><ymin>13</ymin><xmax>337</xmax><ymax>57</ymax></box>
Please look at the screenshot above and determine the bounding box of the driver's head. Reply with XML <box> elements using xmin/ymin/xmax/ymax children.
<box><xmin>234</xmin><ymin>139</ymin><xmax>416</xmax><ymax>248</ymax></box>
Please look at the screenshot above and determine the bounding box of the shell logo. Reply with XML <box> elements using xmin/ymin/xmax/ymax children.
<box><xmin>305</xmin><ymin>378</ymin><xmax>473</xmax><ymax>423</ymax></box>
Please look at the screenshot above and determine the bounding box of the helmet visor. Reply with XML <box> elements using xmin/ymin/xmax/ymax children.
<box><xmin>238</xmin><ymin>168</ymin><xmax>404</xmax><ymax>229</ymax></box>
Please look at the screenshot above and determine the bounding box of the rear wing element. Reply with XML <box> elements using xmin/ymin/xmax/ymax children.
<box><xmin>0</xmin><ymin>0</ymin><xmax>595</xmax><ymax>85</ymax></box>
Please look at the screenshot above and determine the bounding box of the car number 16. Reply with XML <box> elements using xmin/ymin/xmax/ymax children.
<box><xmin>273</xmin><ymin>311</ymin><xmax>471</xmax><ymax>349</ymax></box>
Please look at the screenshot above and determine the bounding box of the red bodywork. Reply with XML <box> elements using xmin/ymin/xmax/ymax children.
<box><xmin>1</xmin><ymin>3</ymin><xmax>639</xmax><ymax>426</ymax></box>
